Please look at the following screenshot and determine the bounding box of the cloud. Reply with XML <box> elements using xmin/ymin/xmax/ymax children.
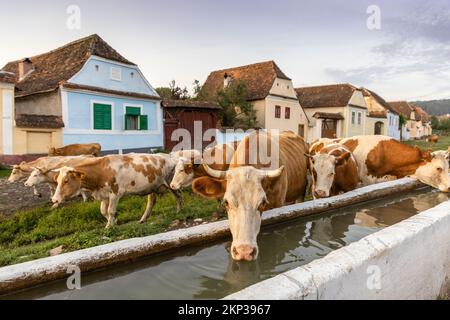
<box><xmin>325</xmin><ymin>0</ymin><xmax>450</xmax><ymax>100</ymax></box>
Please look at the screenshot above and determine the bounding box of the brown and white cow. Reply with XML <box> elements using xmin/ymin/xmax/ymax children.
<box><xmin>48</xmin><ymin>143</ymin><xmax>101</xmax><ymax>157</ymax></box>
<box><xmin>51</xmin><ymin>153</ymin><xmax>186</xmax><ymax>228</ymax></box>
<box><xmin>170</xmin><ymin>141</ymin><xmax>239</xmax><ymax>190</ymax></box>
<box><xmin>8</xmin><ymin>156</ymin><xmax>84</xmax><ymax>197</ymax></box>
<box><xmin>307</xmin><ymin>143</ymin><xmax>359</xmax><ymax>198</ymax></box>
<box><xmin>427</xmin><ymin>135</ymin><xmax>439</xmax><ymax>144</ymax></box>
<box><xmin>335</xmin><ymin>135</ymin><xmax>450</xmax><ymax>192</ymax></box>
<box><xmin>191</xmin><ymin>131</ymin><xmax>308</xmax><ymax>261</ymax></box>
<box><xmin>24</xmin><ymin>155</ymin><xmax>94</xmax><ymax>205</ymax></box>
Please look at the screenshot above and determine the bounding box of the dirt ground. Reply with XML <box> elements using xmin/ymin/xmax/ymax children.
<box><xmin>0</xmin><ymin>178</ymin><xmax>52</xmax><ymax>217</ymax></box>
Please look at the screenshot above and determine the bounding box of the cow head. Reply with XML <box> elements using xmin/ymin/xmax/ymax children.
<box><xmin>25</xmin><ymin>167</ymin><xmax>47</xmax><ymax>187</ymax></box>
<box><xmin>8</xmin><ymin>162</ymin><xmax>28</xmax><ymax>183</ymax></box>
<box><xmin>192</xmin><ymin>164</ymin><xmax>284</xmax><ymax>262</ymax></box>
<box><xmin>170</xmin><ymin>158</ymin><xmax>199</xmax><ymax>190</ymax></box>
<box><xmin>309</xmin><ymin>151</ymin><xmax>352</xmax><ymax>198</ymax></box>
<box><xmin>412</xmin><ymin>151</ymin><xmax>450</xmax><ymax>192</ymax></box>
<box><xmin>51</xmin><ymin>167</ymin><xmax>86</xmax><ymax>204</ymax></box>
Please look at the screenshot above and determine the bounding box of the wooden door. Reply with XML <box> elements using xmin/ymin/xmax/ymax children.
<box><xmin>321</xmin><ymin>119</ymin><xmax>337</xmax><ymax>138</ymax></box>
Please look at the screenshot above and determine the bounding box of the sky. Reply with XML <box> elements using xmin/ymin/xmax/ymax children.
<box><xmin>1</xmin><ymin>0</ymin><xmax>449</xmax><ymax>101</ymax></box>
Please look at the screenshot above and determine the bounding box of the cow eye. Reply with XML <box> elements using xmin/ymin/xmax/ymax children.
<box><xmin>64</xmin><ymin>178</ymin><xmax>69</xmax><ymax>183</ymax></box>
<box><xmin>329</xmin><ymin>173</ymin><xmax>334</xmax><ymax>177</ymax></box>
<box><xmin>223</xmin><ymin>200</ymin><xmax>230</xmax><ymax>208</ymax></box>
<box><xmin>437</xmin><ymin>167</ymin><xmax>443</xmax><ymax>172</ymax></box>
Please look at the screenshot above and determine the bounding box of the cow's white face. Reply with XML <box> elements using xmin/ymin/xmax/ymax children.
<box><xmin>170</xmin><ymin>158</ymin><xmax>194</xmax><ymax>190</ymax></box>
<box><xmin>8</xmin><ymin>164</ymin><xmax>30</xmax><ymax>183</ymax></box>
<box><xmin>312</xmin><ymin>151</ymin><xmax>351</xmax><ymax>198</ymax></box>
<box><xmin>312</xmin><ymin>154</ymin><xmax>336</xmax><ymax>198</ymax></box>
<box><xmin>193</xmin><ymin>166</ymin><xmax>284</xmax><ymax>261</ymax></box>
<box><xmin>24</xmin><ymin>168</ymin><xmax>47</xmax><ymax>187</ymax></box>
<box><xmin>413</xmin><ymin>152</ymin><xmax>450</xmax><ymax>192</ymax></box>
<box><xmin>51</xmin><ymin>167</ymin><xmax>84</xmax><ymax>204</ymax></box>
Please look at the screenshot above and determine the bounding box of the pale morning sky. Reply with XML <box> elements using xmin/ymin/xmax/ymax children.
<box><xmin>1</xmin><ymin>0</ymin><xmax>449</xmax><ymax>101</ymax></box>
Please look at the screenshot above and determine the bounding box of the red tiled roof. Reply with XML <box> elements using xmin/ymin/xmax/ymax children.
<box><xmin>201</xmin><ymin>61</ymin><xmax>290</xmax><ymax>101</ymax></box>
<box><xmin>388</xmin><ymin>101</ymin><xmax>414</xmax><ymax>119</ymax></box>
<box><xmin>2</xmin><ymin>34</ymin><xmax>135</xmax><ymax>98</ymax></box>
<box><xmin>295</xmin><ymin>83</ymin><xmax>359</xmax><ymax>108</ymax></box>
<box><xmin>162</xmin><ymin>99</ymin><xmax>221</xmax><ymax>110</ymax></box>
<box><xmin>0</xmin><ymin>71</ymin><xmax>16</xmax><ymax>84</ymax></box>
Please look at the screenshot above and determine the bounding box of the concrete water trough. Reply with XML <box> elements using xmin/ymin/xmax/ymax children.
<box><xmin>0</xmin><ymin>178</ymin><xmax>437</xmax><ymax>297</ymax></box>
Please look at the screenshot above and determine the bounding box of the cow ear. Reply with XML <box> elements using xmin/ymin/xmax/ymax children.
<box><xmin>192</xmin><ymin>177</ymin><xmax>226</xmax><ymax>200</ymax></box>
<box><xmin>336</xmin><ymin>152</ymin><xmax>351</xmax><ymax>165</ymax></box>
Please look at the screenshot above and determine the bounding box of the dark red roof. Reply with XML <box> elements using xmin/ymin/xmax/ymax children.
<box><xmin>162</xmin><ymin>99</ymin><xmax>220</xmax><ymax>109</ymax></box>
<box><xmin>295</xmin><ymin>84</ymin><xmax>359</xmax><ymax>108</ymax></box>
<box><xmin>2</xmin><ymin>34</ymin><xmax>135</xmax><ymax>98</ymax></box>
<box><xmin>0</xmin><ymin>71</ymin><xmax>16</xmax><ymax>84</ymax></box>
<box><xmin>388</xmin><ymin>101</ymin><xmax>414</xmax><ymax>119</ymax></box>
<box><xmin>201</xmin><ymin>61</ymin><xmax>290</xmax><ymax>101</ymax></box>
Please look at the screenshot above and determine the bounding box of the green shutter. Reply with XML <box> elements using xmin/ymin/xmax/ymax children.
<box><xmin>139</xmin><ymin>115</ymin><xmax>148</xmax><ymax>130</ymax></box>
<box><xmin>93</xmin><ymin>103</ymin><xmax>112</xmax><ymax>130</ymax></box>
<box><xmin>126</xmin><ymin>106</ymin><xmax>141</xmax><ymax>116</ymax></box>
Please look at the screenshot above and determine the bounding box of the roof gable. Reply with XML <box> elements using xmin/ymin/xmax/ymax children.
<box><xmin>201</xmin><ymin>61</ymin><xmax>290</xmax><ymax>101</ymax></box>
<box><xmin>2</xmin><ymin>34</ymin><xmax>135</xmax><ymax>97</ymax></box>
<box><xmin>361</xmin><ymin>88</ymin><xmax>398</xmax><ymax>117</ymax></box>
<box><xmin>388</xmin><ymin>101</ymin><xmax>414</xmax><ymax>119</ymax></box>
<box><xmin>295</xmin><ymin>83</ymin><xmax>359</xmax><ymax>108</ymax></box>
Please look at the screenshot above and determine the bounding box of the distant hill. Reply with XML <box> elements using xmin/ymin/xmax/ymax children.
<box><xmin>411</xmin><ymin>99</ymin><xmax>450</xmax><ymax>116</ymax></box>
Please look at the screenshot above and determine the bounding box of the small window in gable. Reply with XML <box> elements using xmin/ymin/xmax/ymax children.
<box><xmin>110</xmin><ymin>67</ymin><xmax>122</xmax><ymax>81</ymax></box>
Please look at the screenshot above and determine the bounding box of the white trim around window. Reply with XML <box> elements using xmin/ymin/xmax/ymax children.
<box><xmin>90</xmin><ymin>100</ymin><xmax>115</xmax><ymax>131</ymax></box>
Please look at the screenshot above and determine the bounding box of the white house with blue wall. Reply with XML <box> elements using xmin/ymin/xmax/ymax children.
<box><xmin>1</xmin><ymin>34</ymin><xmax>163</xmax><ymax>158</ymax></box>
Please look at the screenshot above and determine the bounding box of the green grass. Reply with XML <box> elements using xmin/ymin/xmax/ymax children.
<box><xmin>403</xmin><ymin>135</ymin><xmax>450</xmax><ymax>152</ymax></box>
<box><xmin>0</xmin><ymin>168</ymin><xmax>11</xmax><ymax>178</ymax></box>
<box><xmin>0</xmin><ymin>191</ymin><xmax>218</xmax><ymax>267</ymax></box>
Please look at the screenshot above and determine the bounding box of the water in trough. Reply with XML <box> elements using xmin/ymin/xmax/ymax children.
<box><xmin>3</xmin><ymin>188</ymin><xmax>449</xmax><ymax>300</ymax></box>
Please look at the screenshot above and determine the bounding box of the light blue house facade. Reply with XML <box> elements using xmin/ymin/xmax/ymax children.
<box><xmin>61</xmin><ymin>55</ymin><xmax>163</xmax><ymax>153</ymax></box>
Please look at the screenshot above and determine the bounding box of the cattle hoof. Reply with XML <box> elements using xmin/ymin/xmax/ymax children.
<box><xmin>139</xmin><ymin>220</ymin><xmax>145</xmax><ymax>224</ymax></box>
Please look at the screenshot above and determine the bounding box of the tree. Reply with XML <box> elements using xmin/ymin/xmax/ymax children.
<box><xmin>398</xmin><ymin>113</ymin><xmax>407</xmax><ymax>141</ymax></box>
<box><xmin>430</xmin><ymin>116</ymin><xmax>440</xmax><ymax>129</ymax></box>
<box><xmin>216</xmin><ymin>80</ymin><xmax>257</xmax><ymax>129</ymax></box>
<box><xmin>155</xmin><ymin>80</ymin><xmax>190</xmax><ymax>100</ymax></box>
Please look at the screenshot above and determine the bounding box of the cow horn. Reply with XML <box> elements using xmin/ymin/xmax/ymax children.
<box><xmin>262</xmin><ymin>166</ymin><xmax>285</xmax><ymax>178</ymax></box>
<box><xmin>202</xmin><ymin>162</ymin><xmax>227</xmax><ymax>179</ymax></box>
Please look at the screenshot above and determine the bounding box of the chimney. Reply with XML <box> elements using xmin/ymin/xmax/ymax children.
<box><xmin>224</xmin><ymin>73</ymin><xmax>231</xmax><ymax>87</ymax></box>
<box><xmin>18</xmin><ymin>58</ymin><xmax>34</xmax><ymax>81</ymax></box>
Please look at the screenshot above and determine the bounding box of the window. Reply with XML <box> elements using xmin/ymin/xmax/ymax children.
<box><xmin>110</xmin><ymin>67</ymin><xmax>122</xmax><ymax>81</ymax></box>
<box><xmin>93</xmin><ymin>103</ymin><xmax>112</xmax><ymax>130</ymax></box>
<box><xmin>351</xmin><ymin>111</ymin><xmax>356</xmax><ymax>125</ymax></box>
<box><xmin>275</xmin><ymin>105</ymin><xmax>281</xmax><ymax>118</ymax></box>
<box><xmin>285</xmin><ymin>107</ymin><xmax>291</xmax><ymax>119</ymax></box>
<box><xmin>357</xmin><ymin>112</ymin><xmax>362</xmax><ymax>125</ymax></box>
<box><xmin>125</xmin><ymin>106</ymin><xmax>148</xmax><ymax>131</ymax></box>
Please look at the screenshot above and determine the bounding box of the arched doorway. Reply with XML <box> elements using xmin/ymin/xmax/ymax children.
<box><xmin>374</xmin><ymin>121</ymin><xmax>384</xmax><ymax>135</ymax></box>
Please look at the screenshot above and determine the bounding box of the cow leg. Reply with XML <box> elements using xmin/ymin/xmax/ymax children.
<box><xmin>106</xmin><ymin>196</ymin><xmax>119</xmax><ymax>228</ymax></box>
<box><xmin>170</xmin><ymin>189</ymin><xmax>183</xmax><ymax>213</ymax></box>
<box><xmin>33</xmin><ymin>186</ymin><xmax>42</xmax><ymax>198</ymax></box>
<box><xmin>139</xmin><ymin>193</ymin><xmax>157</xmax><ymax>224</ymax></box>
<box><xmin>81</xmin><ymin>191</ymin><xmax>89</xmax><ymax>202</ymax></box>
<box><xmin>100</xmin><ymin>200</ymin><xmax>109</xmax><ymax>220</ymax></box>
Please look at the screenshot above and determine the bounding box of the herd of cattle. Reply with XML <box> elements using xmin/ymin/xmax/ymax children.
<box><xmin>5</xmin><ymin>131</ymin><xmax>450</xmax><ymax>261</ymax></box>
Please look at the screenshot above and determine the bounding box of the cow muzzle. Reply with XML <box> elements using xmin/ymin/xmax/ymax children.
<box><xmin>314</xmin><ymin>189</ymin><xmax>328</xmax><ymax>198</ymax></box>
<box><xmin>231</xmin><ymin>244</ymin><xmax>258</xmax><ymax>261</ymax></box>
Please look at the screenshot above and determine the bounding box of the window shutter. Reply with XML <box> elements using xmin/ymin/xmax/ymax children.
<box><xmin>93</xmin><ymin>103</ymin><xmax>112</xmax><ymax>130</ymax></box>
<box><xmin>126</xmin><ymin>107</ymin><xmax>141</xmax><ymax>116</ymax></box>
<box><xmin>139</xmin><ymin>115</ymin><xmax>148</xmax><ymax>130</ymax></box>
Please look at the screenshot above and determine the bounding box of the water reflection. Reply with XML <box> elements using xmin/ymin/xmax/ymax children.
<box><xmin>3</xmin><ymin>189</ymin><xmax>448</xmax><ymax>300</ymax></box>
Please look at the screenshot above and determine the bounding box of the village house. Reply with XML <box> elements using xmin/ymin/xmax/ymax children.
<box><xmin>201</xmin><ymin>61</ymin><xmax>309</xmax><ymax>140</ymax></box>
<box><xmin>295</xmin><ymin>84</ymin><xmax>368</xmax><ymax>142</ymax></box>
<box><xmin>0</xmin><ymin>34</ymin><xmax>163</xmax><ymax>163</ymax></box>
<box><xmin>412</xmin><ymin>105</ymin><xmax>432</xmax><ymax>137</ymax></box>
<box><xmin>388</xmin><ymin>101</ymin><xmax>430</xmax><ymax>140</ymax></box>
<box><xmin>362</xmin><ymin>88</ymin><xmax>400</xmax><ymax>140</ymax></box>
